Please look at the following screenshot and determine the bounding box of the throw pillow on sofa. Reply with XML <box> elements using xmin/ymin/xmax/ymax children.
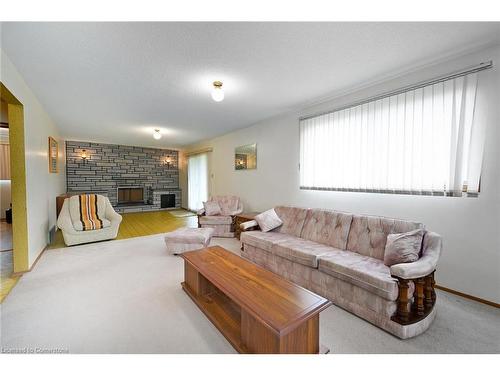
<box><xmin>203</xmin><ymin>201</ymin><xmax>222</xmax><ymax>216</ymax></box>
<box><xmin>255</xmin><ymin>208</ymin><xmax>283</xmax><ymax>232</ymax></box>
<box><xmin>384</xmin><ymin>228</ymin><xmax>425</xmax><ymax>267</ymax></box>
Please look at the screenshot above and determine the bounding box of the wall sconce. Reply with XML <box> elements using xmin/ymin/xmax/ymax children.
<box><xmin>164</xmin><ymin>156</ymin><xmax>172</xmax><ymax>169</ymax></box>
<box><xmin>81</xmin><ymin>149</ymin><xmax>90</xmax><ymax>164</ymax></box>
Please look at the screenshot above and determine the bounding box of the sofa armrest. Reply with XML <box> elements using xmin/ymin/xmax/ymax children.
<box><xmin>240</xmin><ymin>220</ymin><xmax>259</xmax><ymax>231</ymax></box>
<box><xmin>390</xmin><ymin>231</ymin><xmax>442</xmax><ymax>279</ymax></box>
<box><xmin>390</xmin><ymin>231</ymin><xmax>442</xmax><ymax>325</ymax></box>
<box><xmin>196</xmin><ymin>208</ymin><xmax>206</xmax><ymax>216</ymax></box>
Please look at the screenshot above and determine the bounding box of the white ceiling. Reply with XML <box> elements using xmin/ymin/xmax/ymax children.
<box><xmin>2</xmin><ymin>22</ymin><xmax>500</xmax><ymax>149</ymax></box>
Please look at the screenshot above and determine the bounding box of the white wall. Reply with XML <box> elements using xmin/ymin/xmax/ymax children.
<box><xmin>1</xmin><ymin>49</ymin><xmax>66</xmax><ymax>267</ymax></box>
<box><xmin>186</xmin><ymin>45</ymin><xmax>500</xmax><ymax>303</ymax></box>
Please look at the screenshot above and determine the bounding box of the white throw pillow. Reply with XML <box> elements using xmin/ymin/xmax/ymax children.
<box><xmin>203</xmin><ymin>201</ymin><xmax>222</xmax><ymax>216</ymax></box>
<box><xmin>383</xmin><ymin>229</ymin><xmax>424</xmax><ymax>267</ymax></box>
<box><xmin>254</xmin><ymin>208</ymin><xmax>283</xmax><ymax>233</ymax></box>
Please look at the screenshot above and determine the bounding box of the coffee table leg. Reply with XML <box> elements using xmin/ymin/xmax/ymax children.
<box><xmin>184</xmin><ymin>261</ymin><xmax>213</xmax><ymax>297</ymax></box>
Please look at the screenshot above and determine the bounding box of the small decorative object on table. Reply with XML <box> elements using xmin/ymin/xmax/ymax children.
<box><xmin>234</xmin><ymin>212</ymin><xmax>260</xmax><ymax>240</ymax></box>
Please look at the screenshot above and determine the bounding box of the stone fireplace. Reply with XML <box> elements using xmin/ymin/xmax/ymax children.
<box><xmin>65</xmin><ymin>141</ymin><xmax>181</xmax><ymax>212</ymax></box>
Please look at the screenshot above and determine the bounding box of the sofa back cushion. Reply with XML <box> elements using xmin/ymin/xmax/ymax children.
<box><xmin>300</xmin><ymin>209</ymin><xmax>353</xmax><ymax>249</ymax></box>
<box><xmin>272</xmin><ymin>206</ymin><xmax>309</xmax><ymax>237</ymax></box>
<box><xmin>346</xmin><ymin>215</ymin><xmax>424</xmax><ymax>260</ymax></box>
<box><xmin>212</xmin><ymin>195</ymin><xmax>240</xmax><ymax>216</ymax></box>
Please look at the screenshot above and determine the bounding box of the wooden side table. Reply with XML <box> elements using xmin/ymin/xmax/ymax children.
<box><xmin>56</xmin><ymin>193</ymin><xmax>79</xmax><ymax>218</ymax></box>
<box><xmin>234</xmin><ymin>212</ymin><xmax>259</xmax><ymax>240</ymax></box>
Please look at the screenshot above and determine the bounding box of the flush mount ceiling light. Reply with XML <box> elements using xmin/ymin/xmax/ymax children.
<box><xmin>211</xmin><ymin>81</ymin><xmax>224</xmax><ymax>102</ymax></box>
<box><xmin>153</xmin><ymin>129</ymin><xmax>162</xmax><ymax>140</ymax></box>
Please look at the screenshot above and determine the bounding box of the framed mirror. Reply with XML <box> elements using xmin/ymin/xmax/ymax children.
<box><xmin>235</xmin><ymin>143</ymin><xmax>257</xmax><ymax>170</ymax></box>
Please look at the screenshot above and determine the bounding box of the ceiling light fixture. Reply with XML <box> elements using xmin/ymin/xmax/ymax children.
<box><xmin>211</xmin><ymin>81</ymin><xmax>224</xmax><ymax>102</ymax></box>
<box><xmin>153</xmin><ymin>129</ymin><xmax>162</xmax><ymax>140</ymax></box>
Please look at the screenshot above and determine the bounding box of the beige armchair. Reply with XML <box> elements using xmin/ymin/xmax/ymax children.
<box><xmin>57</xmin><ymin>194</ymin><xmax>122</xmax><ymax>246</ymax></box>
<box><xmin>197</xmin><ymin>195</ymin><xmax>243</xmax><ymax>238</ymax></box>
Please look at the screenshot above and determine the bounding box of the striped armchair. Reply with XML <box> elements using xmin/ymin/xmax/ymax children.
<box><xmin>57</xmin><ymin>194</ymin><xmax>122</xmax><ymax>246</ymax></box>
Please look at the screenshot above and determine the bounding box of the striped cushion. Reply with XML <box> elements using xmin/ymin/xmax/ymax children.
<box><xmin>69</xmin><ymin>194</ymin><xmax>110</xmax><ymax>231</ymax></box>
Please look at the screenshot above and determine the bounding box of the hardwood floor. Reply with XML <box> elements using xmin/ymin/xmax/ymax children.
<box><xmin>49</xmin><ymin>209</ymin><xmax>198</xmax><ymax>249</ymax></box>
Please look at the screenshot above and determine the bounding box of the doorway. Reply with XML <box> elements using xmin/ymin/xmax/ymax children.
<box><xmin>0</xmin><ymin>98</ymin><xmax>15</xmax><ymax>301</ymax></box>
<box><xmin>1</xmin><ymin>100</ymin><xmax>12</xmax><ymax>251</ymax></box>
<box><xmin>0</xmin><ymin>82</ymin><xmax>29</xmax><ymax>302</ymax></box>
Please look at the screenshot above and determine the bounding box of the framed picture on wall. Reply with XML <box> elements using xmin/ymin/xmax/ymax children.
<box><xmin>48</xmin><ymin>136</ymin><xmax>58</xmax><ymax>173</ymax></box>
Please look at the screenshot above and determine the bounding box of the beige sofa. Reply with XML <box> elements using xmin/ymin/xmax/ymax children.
<box><xmin>240</xmin><ymin>206</ymin><xmax>442</xmax><ymax>339</ymax></box>
<box><xmin>57</xmin><ymin>195</ymin><xmax>122</xmax><ymax>246</ymax></box>
<box><xmin>197</xmin><ymin>195</ymin><xmax>243</xmax><ymax>238</ymax></box>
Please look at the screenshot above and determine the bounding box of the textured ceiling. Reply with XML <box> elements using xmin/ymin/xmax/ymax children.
<box><xmin>2</xmin><ymin>22</ymin><xmax>499</xmax><ymax>148</ymax></box>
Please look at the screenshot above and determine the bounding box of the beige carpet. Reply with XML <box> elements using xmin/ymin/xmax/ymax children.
<box><xmin>1</xmin><ymin>234</ymin><xmax>499</xmax><ymax>354</ymax></box>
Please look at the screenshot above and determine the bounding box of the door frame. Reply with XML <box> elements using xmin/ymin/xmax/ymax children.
<box><xmin>1</xmin><ymin>82</ymin><xmax>29</xmax><ymax>273</ymax></box>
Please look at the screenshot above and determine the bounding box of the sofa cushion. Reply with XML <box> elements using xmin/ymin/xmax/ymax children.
<box><xmin>212</xmin><ymin>195</ymin><xmax>241</xmax><ymax>216</ymax></box>
<box><xmin>300</xmin><ymin>209</ymin><xmax>353</xmax><ymax>249</ymax></box>
<box><xmin>203</xmin><ymin>201</ymin><xmax>222</xmax><ymax>216</ymax></box>
<box><xmin>346</xmin><ymin>215</ymin><xmax>424</xmax><ymax>260</ymax></box>
<box><xmin>199</xmin><ymin>215</ymin><xmax>232</xmax><ymax>225</ymax></box>
<box><xmin>318</xmin><ymin>250</ymin><xmax>399</xmax><ymax>300</ymax></box>
<box><xmin>240</xmin><ymin>231</ymin><xmax>292</xmax><ymax>252</ymax></box>
<box><xmin>200</xmin><ymin>224</ymin><xmax>233</xmax><ymax>237</ymax></box>
<box><xmin>272</xmin><ymin>206</ymin><xmax>309</xmax><ymax>237</ymax></box>
<box><xmin>255</xmin><ymin>208</ymin><xmax>283</xmax><ymax>232</ymax></box>
<box><xmin>384</xmin><ymin>228</ymin><xmax>425</xmax><ymax>266</ymax></box>
<box><xmin>273</xmin><ymin>237</ymin><xmax>339</xmax><ymax>268</ymax></box>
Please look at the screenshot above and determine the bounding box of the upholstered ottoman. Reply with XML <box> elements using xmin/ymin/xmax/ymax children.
<box><xmin>164</xmin><ymin>227</ymin><xmax>214</xmax><ymax>255</ymax></box>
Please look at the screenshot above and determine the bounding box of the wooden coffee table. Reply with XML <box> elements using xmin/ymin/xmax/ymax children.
<box><xmin>180</xmin><ymin>246</ymin><xmax>332</xmax><ymax>354</ymax></box>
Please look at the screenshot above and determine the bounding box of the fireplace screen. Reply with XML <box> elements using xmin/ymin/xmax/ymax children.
<box><xmin>118</xmin><ymin>187</ymin><xmax>144</xmax><ymax>204</ymax></box>
<box><xmin>161</xmin><ymin>194</ymin><xmax>176</xmax><ymax>208</ymax></box>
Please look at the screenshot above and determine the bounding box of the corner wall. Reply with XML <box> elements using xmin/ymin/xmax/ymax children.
<box><xmin>186</xmin><ymin>45</ymin><xmax>500</xmax><ymax>303</ymax></box>
<box><xmin>1</xmin><ymin>49</ymin><xmax>66</xmax><ymax>268</ymax></box>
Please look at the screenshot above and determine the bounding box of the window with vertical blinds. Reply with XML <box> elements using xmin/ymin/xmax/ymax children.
<box><xmin>299</xmin><ymin>71</ymin><xmax>485</xmax><ymax>196</ymax></box>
